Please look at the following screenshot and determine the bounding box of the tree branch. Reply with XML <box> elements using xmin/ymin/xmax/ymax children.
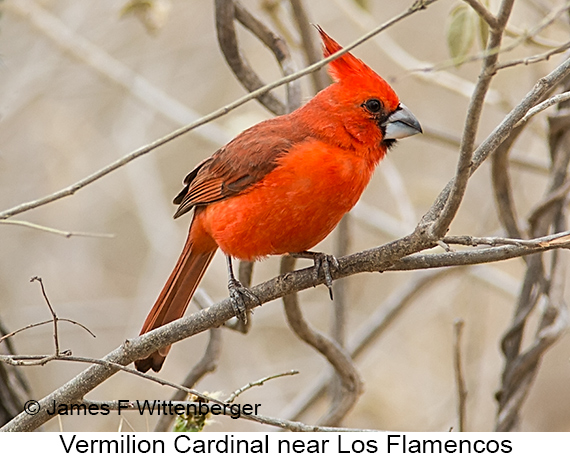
<box><xmin>462</xmin><ymin>0</ymin><xmax>499</xmax><ymax>29</ymax></box>
<box><xmin>3</xmin><ymin>222</ymin><xmax>569</xmax><ymax>431</ymax></box>
<box><xmin>0</xmin><ymin>0</ymin><xmax>438</xmax><ymax>221</ymax></box>
<box><xmin>280</xmin><ymin>256</ymin><xmax>362</xmax><ymax>426</ymax></box>
<box><xmin>428</xmin><ymin>0</ymin><xmax>515</xmax><ymax>238</ymax></box>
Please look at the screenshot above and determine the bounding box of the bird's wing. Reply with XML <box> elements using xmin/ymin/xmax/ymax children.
<box><xmin>172</xmin><ymin>118</ymin><xmax>302</xmax><ymax>219</ymax></box>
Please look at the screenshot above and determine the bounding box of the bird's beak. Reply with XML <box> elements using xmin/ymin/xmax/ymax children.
<box><xmin>382</xmin><ymin>104</ymin><xmax>422</xmax><ymax>140</ymax></box>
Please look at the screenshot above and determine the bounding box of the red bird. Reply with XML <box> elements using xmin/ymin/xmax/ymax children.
<box><xmin>135</xmin><ymin>28</ymin><xmax>422</xmax><ymax>372</ymax></box>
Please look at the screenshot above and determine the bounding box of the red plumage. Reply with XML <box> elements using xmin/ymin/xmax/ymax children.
<box><xmin>135</xmin><ymin>29</ymin><xmax>421</xmax><ymax>372</ymax></box>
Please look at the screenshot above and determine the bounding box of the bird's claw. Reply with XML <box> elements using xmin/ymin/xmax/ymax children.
<box><xmin>290</xmin><ymin>251</ymin><xmax>339</xmax><ymax>300</ymax></box>
<box><xmin>228</xmin><ymin>278</ymin><xmax>259</xmax><ymax>324</ymax></box>
<box><xmin>312</xmin><ymin>253</ymin><xmax>339</xmax><ymax>300</ymax></box>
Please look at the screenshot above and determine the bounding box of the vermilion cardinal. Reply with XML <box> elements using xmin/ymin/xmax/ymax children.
<box><xmin>135</xmin><ymin>28</ymin><xmax>422</xmax><ymax>373</ymax></box>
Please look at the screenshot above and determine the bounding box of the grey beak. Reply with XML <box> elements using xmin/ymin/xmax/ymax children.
<box><xmin>382</xmin><ymin>103</ymin><xmax>422</xmax><ymax>140</ymax></box>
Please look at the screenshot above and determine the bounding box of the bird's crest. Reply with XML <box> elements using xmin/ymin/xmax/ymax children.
<box><xmin>316</xmin><ymin>26</ymin><xmax>380</xmax><ymax>83</ymax></box>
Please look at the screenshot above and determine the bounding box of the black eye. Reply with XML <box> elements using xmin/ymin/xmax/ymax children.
<box><xmin>364</xmin><ymin>98</ymin><xmax>383</xmax><ymax>113</ymax></box>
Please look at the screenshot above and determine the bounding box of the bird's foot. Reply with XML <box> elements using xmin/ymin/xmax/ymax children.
<box><xmin>227</xmin><ymin>277</ymin><xmax>259</xmax><ymax>324</ymax></box>
<box><xmin>290</xmin><ymin>251</ymin><xmax>339</xmax><ymax>300</ymax></box>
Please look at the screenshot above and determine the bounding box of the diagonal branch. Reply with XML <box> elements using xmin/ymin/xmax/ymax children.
<box><xmin>2</xmin><ymin>223</ymin><xmax>569</xmax><ymax>431</ymax></box>
<box><xmin>462</xmin><ymin>0</ymin><xmax>499</xmax><ymax>29</ymax></box>
<box><xmin>0</xmin><ymin>0</ymin><xmax>439</xmax><ymax>222</ymax></box>
<box><xmin>420</xmin><ymin>55</ymin><xmax>570</xmax><ymax>235</ymax></box>
<box><xmin>428</xmin><ymin>0</ymin><xmax>515</xmax><ymax>239</ymax></box>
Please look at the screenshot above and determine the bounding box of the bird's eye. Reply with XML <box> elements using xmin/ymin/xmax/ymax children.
<box><xmin>364</xmin><ymin>98</ymin><xmax>383</xmax><ymax>113</ymax></box>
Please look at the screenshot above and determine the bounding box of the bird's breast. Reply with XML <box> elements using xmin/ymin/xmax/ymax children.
<box><xmin>201</xmin><ymin>139</ymin><xmax>378</xmax><ymax>260</ymax></box>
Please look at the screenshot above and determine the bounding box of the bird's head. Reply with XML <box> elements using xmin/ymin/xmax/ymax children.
<box><xmin>316</xmin><ymin>27</ymin><xmax>422</xmax><ymax>150</ymax></box>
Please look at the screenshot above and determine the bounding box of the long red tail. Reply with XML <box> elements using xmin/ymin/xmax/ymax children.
<box><xmin>135</xmin><ymin>231</ymin><xmax>216</xmax><ymax>373</ymax></box>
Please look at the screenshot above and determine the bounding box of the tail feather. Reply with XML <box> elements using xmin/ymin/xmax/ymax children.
<box><xmin>135</xmin><ymin>234</ymin><xmax>216</xmax><ymax>373</ymax></box>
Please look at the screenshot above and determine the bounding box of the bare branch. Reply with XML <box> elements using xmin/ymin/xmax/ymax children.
<box><xmin>0</xmin><ymin>219</ymin><xmax>114</xmax><ymax>239</ymax></box>
<box><xmin>462</xmin><ymin>0</ymin><xmax>499</xmax><ymax>29</ymax></box>
<box><xmin>331</xmin><ymin>0</ymin><xmax>505</xmax><ymax>106</ymax></box>
<box><xmin>2</xmin><ymin>217</ymin><xmax>568</xmax><ymax>432</ymax></box>
<box><xmin>289</xmin><ymin>0</ymin><xmax>330</xmax><ymax>92</ymax></box>
<box><xmin>83</xmin><ymin>400</ymin><xmax>376</xmax><ymax>432</ymax></box>
<box><xmin>0</xmin><ymin>318</ymin><xmax>95</xmax><ymax>345</ymax></box>
<box><xmin>153</xmin><ymin>327</ymin><xmax>223</xmax><ymax>432</ymax></box>
<box><xmin>282</xmin><ymin>269</ymin><xmax>452</xmax><ymax>421</ymax></box>
<box><xmin>442</xmin><ymin>233</ymin><xmax>569</xmax><ymax>247</ymax></box>
<box><xmin>30</xmin><ymin>277</ymin><xmax>61</xmax><ymax>356</ymax></box>
<box><xmin>428</xmin><ymin>0</ymin><xmax>516</xmax><ymax>238</ymax></box>
<box><xmin>491</xmin><ymin>125</ymin><xmax>526</xmax><ymax>239</ymax></box>
<box><xmin>517</xmin><ymin>91</ymin><xmax>570</xmax><ymax>127</ymax></box>
<box><xmin>214</xmin><ymin>0</ymin><xmax>300</xmax><ymax>114</ymax></box>
<box><xmin>453</xmin><ymin>319</ymin><xmax>468</xmax><ymax>432</ymax></box>
<box><xmin>420</xmin><ymin>54</ymin><xmax>570</xmax><ymax>233</ymax></box>
<box><xmin>495</xmin><ymin>82</ymin><xmax>570</xmax><ymax>431</ymax></box>
<box><xmin>417</xmin><ymin>2</ymin><xmax>570</xmax><ymax>74</ymax></box>
<box><xmin>1</xmin><ymin>352</ymin><xmax>363</xmax><ymax>431</ymax></box>
<box><xmin>497</xmin><ymin>40</ymin><xmax>570</xmax><ymax>71</ymax></box>
<box><xmin>386</xmin><ymin>233</ymin><xmax>570</xmax><ymax>271</ymax></box>
<box><xmin>1</xmin><ymin>1</ymin><xmax>438</xmax><ymax>221</ymax></box>
<box><xmin>225</xmin><ymin>370</ymin><xmax>299</xmax><ymax>403</ymax></box>
<box><xmin>280</xmin><ymin>256</ymin><xmax>362</xmax><ymax>426</ymax></box>
<box><xmin>0</xmin><ymin>353</ymin><xmax>222</xmax><ymax>402</ymax></box>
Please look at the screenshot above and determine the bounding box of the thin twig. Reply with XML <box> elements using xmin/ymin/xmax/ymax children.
<box><xmin>453</xmin><ymin>319</ymin><xmax>468</xmax><ymax>432</ymax></box>
<box><xmin>517</xmin><ymin>91</ymin><xmax>570</xmax><ymax>127</ymax></box>
<box><xmin>385</xmin><ymin>235</ymin><xmax>570</xmax><ymax>271</ymax></box>
<box><xmin>225</xmin><ymin>370</ymin><xmax>299</xmax><ymax>403</ymax></box>
<box><xmin>30</xmin><ymin>277</ymin><xmax>60</xmax><ymax>356</ymax></box>
<box><xmin>497</xmin><ymin>40</ymin><xmax>570</xmax><ymax>71</ymax></box>
<box><xmin>0</xmin><ymin>1</ymin><xmax>438</xmax><ymax>221</ymax></box>
<box><xmin>0</xmin><ymin>353</ymin><xmax>220</xmax><ymax>403</ymax></box>
<box><xmin>415</xmin><ymin>1</ymin><xmax>570</xmax><ymax>74</ymax></box>
<box><xmin>0</xmin><ymin>319</ymin><xmax>95</xmax><ymax>345</ymax></box>
<box><xmin>442</xmin><ymin>233</ymin><xmax>570</xmax><ymax>247</ymax></box>
<box><xmin>0</xmin><ymin>219</ymin><xmax>114</xmax><ymax>238</ymax></box>
<box><xmin>82</xmin><ymin>400</ymin><xmax>375</xmax><ymax>432</ymax></box>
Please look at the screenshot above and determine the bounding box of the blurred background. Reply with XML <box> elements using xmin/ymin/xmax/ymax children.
<box><xmin>0</xmin><ymin>0</ymin><xmax>569</xmax><ymax>431</ymax></box>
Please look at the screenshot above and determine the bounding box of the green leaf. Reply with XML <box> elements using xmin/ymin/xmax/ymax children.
<box><xmin>446</xmin><ymin>3</ymin><xmax>478</xmax><ymax>67</ymax></box>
